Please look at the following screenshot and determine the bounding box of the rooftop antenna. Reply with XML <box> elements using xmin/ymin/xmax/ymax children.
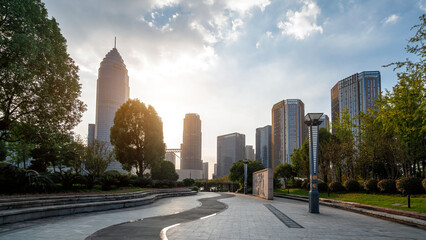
<box><xmin>114</xmin><ymin>36</ymin><xmax>116</xmax><ymax>48</ymax></box>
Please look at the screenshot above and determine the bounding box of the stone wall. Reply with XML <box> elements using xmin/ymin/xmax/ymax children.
<box><xmin>252</xmin><ymin>168</ymin><xmax>273</xmax><ymax>200</ymax></box>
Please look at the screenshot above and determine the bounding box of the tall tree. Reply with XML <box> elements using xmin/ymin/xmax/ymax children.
<box><xmin>110</xmin><ymin>99</ymin><xmax>165</xmax><ymax>177</ymax></box>
<box><xmin>0</xmin><ymin>0</ymin><xmax>86</xmax><ymax>142</ymax></box>
<box><xmin>318</xmin><ymin>127</ymin><xmax>332</xmax><ymax>183</ymax></box>
<box><xmin>83</xmin><ymin>140</ymin><xmax>114</xmax><ymax>178</ymax></box>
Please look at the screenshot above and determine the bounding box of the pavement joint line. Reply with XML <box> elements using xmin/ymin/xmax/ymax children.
<box><xmin>264</xmin><ymin>203</ymin><xmax>303</xmax><ymax>228</ymax></box>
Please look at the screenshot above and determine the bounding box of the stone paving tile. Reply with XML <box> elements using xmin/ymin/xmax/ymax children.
<box><xmin>0</xmin><ymin>192</ymin><xmax>216</xmax><ymax>240</ymax></box>
<box><xmin>166</xmin><ymin>193</ymin><xmax>425</xmax><ymax>240</ymax></box>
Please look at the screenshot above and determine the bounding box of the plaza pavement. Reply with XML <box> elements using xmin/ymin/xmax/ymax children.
<box><xmin>0</xmin><ymin>192</ymin><xmax>424</xmax><ymax>240</ymax></box>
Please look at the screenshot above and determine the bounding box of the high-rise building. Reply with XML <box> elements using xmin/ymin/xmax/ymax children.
<box><xmin>213</xmin><ymin>163</ymin><xmax>217</xmax><ymax>179</ymax></box>
<box><xmin>165</xmin><ymin>152</ymin><xmax>176</xmax><ymax>166</ymax></box>
<box><xmin>202</xmin><ymin>162</ymin><xmax>209</xmax><ymax>180</ymax></box>
<box><xmin>217</xmin><ymin>133</ymin><xmax>245</xmax><ymax>178</ymax></box>
<box><xmin>245</xmin><ymin>145</ymin><xmax>255</xmax><ymax>160</ymax></box>
<box><xmin>331</xmin><ymin>71</ymin><xmax>381</xmax><ymax>132</ymax></box>
<box><xmin>181</xmin><ymin>113</ymin><xmax>202</xmax><ymax>170</ymax></box>
<box><xmin>271</xmin><ymin>99</ymin><xmax>306</xmax><ymax>168</ymax></box>
<box><xmin>319</xmin><ymin>114</ymin><xmax>329</xmax><ymax>130</ymax></box>
<box><xmin>256</xmin><ymin>125</ymin><xmax>272</xmax><ymax>168</ymax></box>
<box><xmin>88</xmin><ymin>124</ymin><xmax>96</xmax><ymax>146</ymax></box>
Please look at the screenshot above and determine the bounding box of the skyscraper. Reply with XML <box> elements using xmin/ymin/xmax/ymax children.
<box><xmin>181</xmin><ymin>113</ymin><xmax>202</xmax><ymax>170</ymax></box>
<box><xmin>331</xmin><ymin>71</ymin><xmax>381</xmax><ymax>131</ymax></box>
<box><xmin>95</xmin><ymin>43</ymin><xmax>129</xmax><ymax>172</ymax></box>
<box><xmin>202</xmin><ymin>162</ymin><xmax>209</xmax><ymax>180</ymax></box>
<box><xmin>256</xmin><ymin>125</ymin><xmax>272</xmax><ymax>168</ymax></box>
<box><xmin>319</xmin><ymin>114</ymin><xmax>329</xmax><ymax>130</ymax></box>
<box><xmin>245</xmin><ymin>145</ymin><xmax>255</xmax><ymax>160</ymax></box>
<box><xmin>88</xmin><ymin>124</ymin><xmax>95</xmax><ymax>146</ymax></box>
<box><xmin>217</xmin><ymin>132</ymin><xmax>245</xmax><ymax>178</ymax></box>
<box><xmin>165</xmin><ymin>152</ymin><xmax>176</xmax><ymax>166</ymax></box>
<box><xmin>271</xmin><ymin>99</ymin><xmax>306</xmax><ymax>168</ymax></box>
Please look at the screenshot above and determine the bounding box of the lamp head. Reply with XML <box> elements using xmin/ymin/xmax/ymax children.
<box><xmin>304</xmin><ymin>113</ymin><xmax>324</xmax><ymax>126</ymax></box>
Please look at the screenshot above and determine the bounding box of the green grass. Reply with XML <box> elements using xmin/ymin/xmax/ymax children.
<box><xmin>274</xmin><ymin>188</ymin><xmax>426</xmax><ymax>213</ymax></box>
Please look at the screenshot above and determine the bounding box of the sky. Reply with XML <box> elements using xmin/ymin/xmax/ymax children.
<box><xmin>43</xmin><ymin>0</ymin><xmax>425</xmax><ymax>178</ymax></box>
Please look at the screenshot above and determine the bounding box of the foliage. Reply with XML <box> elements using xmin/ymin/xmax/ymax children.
<box><xmin>99</xmin><ymin>171</ymin><xmax>121</xmax><ymax>190</ymax></box>
<box><xmin>290</xmin><ymin>141</ymin><xmax>309</xmax><ymax>179</ymax></box>
<box><xmin>50</xmin><ymin>171</ymin><xmax>84</xmax><ymax>190</ymax></box>
<box><xmin>6</xmin><ymin>140</ymin><xmax>32</xmax><ymax>168</ymax></box>
<box><xmin>396</xmin><ymin>177</ymin><xmax>424</xmax><ymax>195</ymax></box>
<box><xmin>364</xmin><ymin>179</ymin><xmax>379</xmax><ymax>192</ymax></box>
<box><xmin>151</xmin><ymin>160</ymin><xmax>178</xmax><ymax>182</ymax></box>
<box><xmin>191</xmin><ymin>186</ymin><xmax>199</xmax><ymax>192</ymax></box>
<box><xmin>0</xmin><ymin>0</ymin><xmax>86</xmax><ymax>142</ymax></box>
<box><xmin>274</xmin><ymin>163</ymin><xmax>294</xmax><ymax>188</ymax></box>
<box><xmin>344</xmin><ymin>179</ymin><xmax>361</xmax><ymax>192</ymax></box>
<box><xmin>183</xmin><ymin>178</ymin><xmax>195</xmax><ymax>187</ymax></box>
<box><xmin>83</xmin><ymin>140</ymin><xmax>114</xmax><ymax>178</ymax></box>
<box><xmin>377</xmin><ymin>179</ymin><xmax>397</xmax><ymax>193</ymax></box>
<box><xmin>151</xmin><ymin>179</ymin><xmax>176</xmax><ymax>188</ymax></box>
<box><xmin>291</xmin><ymin>179</ymin><xmax>302</xmax><ymax>188</ymax></box>
<box><xmin>423</xmin><ymin>178</ymin><xmax>426</xmax><ymax>191</ymax></box>
<box><xmin>318</xmin><ymin>127</ymin><xmax>332</xmax><ymax>183</ymax></box>
<box><xmin>318</xmin><ymin>182</ymin><xmax>328</xmax><ymax>192</ymax></box>
<box><xmin>301</xmin><ymin>180</ymin><xmax>310</xmax><ymax>190</ymax></box>
<box><xmin>25</xmin><ymin>170</ymin><xmax>56</xmax><ymax>193</ymax></box>
<box><xmin>228</xmin><ymin>160</ymin><xmax>265</xmax><ymax>189</ymax></box>
<box><xmin>0</xmin><ymin>141</ymin><xmax>6</xmax><ymax>161</ymax></box>
<box><xmin>110</xmin><ymin>99</ymin><xmax>165</xmax><ymax>177</ymax></box>
<box><xmin>328</xmin><ymin>181</ymin><xmax>345</xmax><ymax>192</ymax></box>
<box><xmin>130</xmin><ymin>175</ymin><xmax>152</xmax><ymax>188</ymax></box>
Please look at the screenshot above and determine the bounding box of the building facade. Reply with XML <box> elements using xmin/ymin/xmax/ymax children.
<box><xmin>319</xmin><ymin>114</ymin><xmax>329</xmax><ymax>130</ymax></box>
<box><xmin>88</xmin><ymin>124</ymin><xmax>96</xmax><ymax>146</ymax></box>
<box><xmin>245</xmin><ymin>145</ymin><xmax>255</xmax><ymax>160</ymax></box>
<box><xmin>217</xmin><ymin>133</ymin><xmax>245</xmax><ymax>178</ymax></box>
<box><xmin>165</xmin><ymin>152</ymin><xmax>176</xmax><ymax>166</ymax></box>
<box><xmin>181</xmin><ymin>113</ymin><xmax>202</xmax><ymax>170</ymax></box>
<box><xmin>331</xmin><ymin>71</ymin><xmax>381</xmax><ymax>131</ymax></box>
<box><xmin>256</xmin><ymin>125</ymin><xmax>272</xmax><ymax>168</ymax></box>
<box><xmin>271</xmin><ymin>99</ymin><xmax>306</xmax><ymax>168</ymax></box>
<box><xmin>202</xmin><ymin>162</ymin><xmax>209</xmax><ymax>180</ymax></box>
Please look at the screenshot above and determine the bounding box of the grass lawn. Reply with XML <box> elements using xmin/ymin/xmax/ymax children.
<box><xmin>274</xmin><ymin>188</ymin><xmax>426</xmax><ymax>214</ymax></box>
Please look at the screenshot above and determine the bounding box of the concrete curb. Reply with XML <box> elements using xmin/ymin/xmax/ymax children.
<box><xmin>0</xmin><ymin>190</ymin><xmax>197</xmax><ymax>225</ymax></box>
<box><xmin>274</xmin><ymin>193</ymin><xmax>426</xmax><ymax>230</ymax></box>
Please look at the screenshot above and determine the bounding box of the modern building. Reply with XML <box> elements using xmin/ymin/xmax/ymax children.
<box><xmin>181</xmin><ymin>113</ymin><xmax>202</xmax><ymax>170</ymax></box>
<box><xmin>256</xmin><ymin>125</ymin><xmax>272</xmax><ymax>168</ymax></box>
<box><xmin>217</xmin><ymin>132</ymin><xmax>245</xmax><ymax>178</ymax></box>
<box><xmin>165</xmin><ymin>152</ymin><xmax>176</xmax><ymax>166</ymax></box>
<box><xmin>88</xmin><ymin>124</ymin><xmax>96</xmax><ymax>146</ymax></box>
<box><xmin>202</xmin><ymin>162</ymin><xmax>209</xmax><ymax>180</ymax></box>
<box><xmin>245</xmin><ymin>145</ymin><xmax>255</xmax><ymax>160</ymax></box>
<box><xmin>319</xmin><ymin>114</ymin><xmax>330</xmax><ymax>130</ymax></box>
<box><xmin>331</xmin><ymin>71</ymin><xmax>381</xmax><ymax>132</ymax></box>
<box><xmin>94</xmin><ymin>43</ymin><xmax>130</xmax><ymax>172</ymax></box>
<box><xmin>213</xmin><ymin>163</ymin><xmax>217</xmax><ymax>179</ymax></box>
<box><xmin>271</xmin><ymin>99</ymin><xmax>306</xmax><ymax>168</ymax></box>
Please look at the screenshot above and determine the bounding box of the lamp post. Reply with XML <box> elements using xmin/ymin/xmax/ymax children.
<box><xmin>304</xmin><ymin>113</ymin><xmax>323</xmax><ymax>214</ymax></box>
<box><xmin>243</xmin><ymin>159</ymin><xmax>249</xmax><ymax>194</ymax></box>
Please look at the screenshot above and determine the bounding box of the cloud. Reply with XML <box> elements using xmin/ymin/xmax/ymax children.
<box><xmin>384</xmin><ymin>14</ymin><xmax>399</xmax><ymax>25</ymax></box>
<box><xmin>277</xmin><ymin>0</ymin><xmax>323</xmax><ymax>40</ymax></box>
<box><xmin>418</xmin><ymin>0</ymin><xmax>426</xmax><ymax>12</ymax></box>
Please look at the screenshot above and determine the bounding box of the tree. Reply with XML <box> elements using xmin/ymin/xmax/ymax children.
<box><xmin>290</xmin><ymin>140</ymin><xmax>309</xmax><ymax>179</ymax></box>
<box><xmin>274</xmin><ymin>163</ymin><xmax>294</xmax><ymax>188</ymax></box>
<box><xmin>333</xmin><ymin>108</ymin><xmax>356</xmax><ymax>180</ymax></box>
<box><xmin>110</xmin><ymin>99</ymin><xmax>165</xmax><ymax>177</ymax></box>
<box><xmin>0</xmin><ymin>141</ymin><xmax>6</xmax><ymax>162</ymax></box>
<box><xmin>83</xmin><ymin>140</ymin><xmax>114</xmax><ymax>178</ymax></box>
<box><xmin>228</xmin><ymin>160</ymin><xmax>264</xmax><ymax>191</ymax></box>
<box><xmin>151</xmin><ymin>160</ymin><xmax>179</xmax><ymax>181</ymax></box>
<box><xmin>318</xmin><ymin>128</ymin><xmax>332</xmax><ymax>183</ymax></box>
<box><xmin>7</xmin><ymin>140</ymin><xmax>33</xmax><ymax>169</ymax></box>
<box><xmin>0</xmin><ymin>0</ymin><xmax>86</xmax><ymax>142</ymax></box>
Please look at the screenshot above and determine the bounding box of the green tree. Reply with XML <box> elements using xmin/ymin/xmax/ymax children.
<box><xmin>7</xmin><ymin>140</ymin><xmax>33</xmax><ymax>169</ymax></box>
<box><xmin>290</xmin><ymin>140</ymin><xmax>309</xmax><ymax>179</ymax></box>
<box><xmin>274</xmin><ymin>163</ymin><xmax>294</xmax><ymax>188</ymax></box>
<box><xmin>110</xmin><ymin>99</ymin><xmax>165</xmax><ymax>177</ymax></box>
<box><xmin>151</xmin><ymin>160</ymin><xmax>179</xmax><ymax>181</ymax></box>
<box><xmin>229</xmin><ymin>160</ymin><xmax>265</xmax><ymax>191</ymax></box>
<box><xmin>0</xmin><ymin>0</ymin><xmax>86</xmax><ymax>142</ymax></box>
<box><xmin>318</xmin><ymin>127</ymin><xmax>332</xmax><ymax>183</ymax></box>
<box><xmin>83</xmin><ymin>140</ymin><xmax>114</xmax><ymax>178</ymax></box>
<box><xmin>0</xmin><ymin>141</ymin><xmax>6</xmax><ymax>162</ymax></box>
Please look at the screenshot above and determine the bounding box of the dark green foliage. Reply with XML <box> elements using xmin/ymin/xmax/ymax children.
<box><xmin>396</xmin><ymin>177</ymin><xmax>424</xmax><ymax>195</ymax></box>
<box><xmin>176</xmin><ymin>181</ymin><xmax>184</xmax><ymax>187</ymax></box>
<box><xmin>25</xmin><ymin>170</ymin><xmax>56</xmax><ymax>193</ymax></box>
<box><xmin>191</xmin><ymin>186</ymin><xmax>199</xmax><ymax>192</ymax></box>
<box><xmin>151</xmin><ymin>179</ymin><xmax>176</xmax><ymax>188</ymax></box>
<box><xmin>183</xmin><ymin>178</ymin><xmax>195</xmax><ymax>187</ymax></box>
<box><xmin>228</xmin><ymin>160</ymin><xmax>265</xmax><ymax>190</ymax></box>
<box><xmin>273</xmin><ymin>178</ymin><xmax>282</xmax><ymax>189</ymax></box>
<box><xmin>50</xmin><ymin>171</ymin><xmax>84</xmax><ymax>190</ymax></box>
<box><xmin>118</xmin><ymin>174</ymin><xmax>131</xmax><ymax>188</ymax></box>
<box><xmin>0</xmin><ymin>141</ymin><xmax>6</xmax><ymax>161</ymax></box>
<box><xmin>364</xmin><ymin>179</ymin><xmax>379</xmax><ymax>192</ymax></box>
<box><xmin>318</xmin><ymin>182</ymin><xmax>328</xmax><ymax>192</ymax></box>
<box><xmin>130</xmin><ymin>175</ymin><xmax>152</xmax><ymax>188</ymax></box>
<box><xmin>423</xmin><ymin>178</ymin><xmax>426</xmax><ymax>191</ymax></box>
<box><xmin>329</xmin><ymin>181</ymin><xmax>345</xmax><ymax>192</ymax></box>
<box><xmin>301</xmin><ymin>180</ymin><xmax>310</xmax><ymax>190</ymax></box>
<box><xmin>151</xmin><ymin>160</ymin><xmax>178</xmax><ymax>182</ymax></box>
<box><xmin>344</xmin><ymin>179</ymin><xmax>361</xmax><ymax>192</ymax></box>
<box><xmin>378</xmin><ymin>179</ymin><xmax>397</xmax><ymax>193</ymax></box>
<box><xmin>100</xmin><ymin>171</ymin><xmax>121</xmax><ymax>190</ymax></box>
<box><xmin>274</xmin><ymin>163</ymin><xmax>295</xmax><ymax>188</ymax></box>
<box><xmin>291</xmin><ymin>179</ymin><xmax>302</xmax><ymax>188</ymax></box>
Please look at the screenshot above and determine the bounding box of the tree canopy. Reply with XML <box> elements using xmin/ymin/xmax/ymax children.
<box><xmin>151</xmin><ymin>160</ymin><xmax>179</xmax><ymax>181</ymax></box>
<box><xmin>0</xmin><ymin>0</ymin><xmax>86</xmax><ymax>142</ymax></box>
<box><xmin>110</xmin><ymin>99</ymin><xmax>165</xmax><ymax>177</ymax></box>
<box><xmin>229</xmin><ymin>160</ymin><xmax>265</xmax><ymax>190</ymax></box>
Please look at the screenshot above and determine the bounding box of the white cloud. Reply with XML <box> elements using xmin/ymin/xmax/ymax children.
<box><xmin>418</xmin><ymin>0</ymin><xmax>426</xmax><ymax>12</ymax></box>
<box><xmin>384</xmin><ymin>14</ymin><xmax>399</xmax><ymax>25</ymax></box>
<box><xmin>277</xmin><ymin>0</ymin><xmax>323</xmax><ymax>40</ymax></box>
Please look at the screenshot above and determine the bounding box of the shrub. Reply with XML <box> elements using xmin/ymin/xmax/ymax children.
<box><xmin>364</xmin><ymin>179</ymin><xmax>379</xmax><ymax>192</ymax></box>
<box><xmin>301</xmin><ymin>180</ymin><xmax>310</xmax><ymax>190</ymax></box>
<box><xmin>151</xmin><ymin>179</ymin><xmax>176</xmax><ymax>188</ymax></box>
<box><xmin>50</xmin><ymin>171</ymin><xmax>84</xmax><ymax>190</ymax></box>
<box><xmin>191</xmin><ymin>186</ymin><xmax>199</xmax><ymax>192</ymax></box>
<box><xmin>378</xmin><ymin>179</ymin><xmax>396</xmax><ymax>193</ymax></box>
<box><xmin>292</xmin><ymin>179</ymin><xmax>302</xmax><ymax>188</ymax></box>
<box><xmin>176</xmin><ymin>181</ymin><xmax>184</xmax><ymax>187</ymax></box>
<box><xmin>329</xmin><ymin>181</ymin><xmax>345</xmax><ymax>192</ymax></box>
<box><xmin>25</xmin><ymin>170</ymin><xmax>56</xmax><ymax>193</ymax></box>
<box><xmin>117</xmin><ymin>174</ymin><xmax>130</xmax><ymax>188</ymax></box>
<box><xmin>344</xmin><ymin>179</ymin><xmax>361</xmax><ymax>192</ymax></box>
<box><xmin>396</xmin><ymin>177</ymin><xmax>424</xmax><ymax>195</ymax></box>
<box><xmin>423</xmin><ymin>178</ymin><xmax>426</xmax><ymax>192</ymax></box>
<box><xmin>130</xmin><ymin>176</ymin><xmax>152</xmax><ymax>188</ymax></box>
<box><xmin>183</xmin><ymin>178</ymin><xmax>195</xmax><ymax>187</ymax></box>
<box><xmin>100</xmin><ymin>173</ymin><xmax>120</xmax><ymax>190</ymax></box>
<box><xmin>273</xmin><ymin>178</ymin><xmax>282</xmax><ymax>189</ymax></box>
<box><xmin>318</xmin><ymin>182</ymin><xmax>328</xmax><ymax>192</ymax></box>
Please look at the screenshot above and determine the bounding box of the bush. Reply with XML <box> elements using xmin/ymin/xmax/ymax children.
<box><xmin>50</xmin><ymin>171</ymin><xmax>84</xmax><ymax>190</ymax></box>
<box><xmin>130</xmin><ymin>176</ymin><xmax>152</xmax><ymax>188</ymax></box>
<box><xmin>292</xmin><ymin>179</ymin><xmax>302</xmax><ymax>188</ymax></box>
<box><xmin>273</xmin><ymin>178</ymin><xmax>282</xmax><ymax>189</ymax></box>
<box><xmin>318</xmin><ymin>182</ymin><xmax>328</xmax><ymax>192</ymax></box>
<box><xmin>378</xmin><ymin>179</ymin><xmax>396</xmax><ymax>193</ymax></box>
<box><xmin>423</xmin><ymin>178</ymin><xmax>426</xmax><ymax>192</ymax></box>
<box><xmin>183</xmin><ymin>178</ymin><xmax>195</xmax><ymax>187</ymax></box>
<box><xmin>25</xmin><ymin>170</ymin><xmax>56</xmax><ymax>193</ymax></box>
<box><xmin>364</xmin><ymin>179</ymin><xmax>379</xmax><ymax>192</ymax></box>
<box><xmin>396</xmin><ymin>177</ymin><xmax>424</xmax><ymax>195</ymax></box>
<box><xmin>191</xmin><ymin>186</ymin><xmax>199</xmax><ymax>192</ymax></box>
<box><xmin>329</xmin><ymin>181</ymin><xmax>345</xmax><ymax>192</ymax></box>
<box><xmin>117</xmin><ymin>174</ymin><xmax>130</xmax><ymax>188</ymax></box>
<box><xmin>176</xmin><ymin>181</ymin><xmax>184</xmax><ymax>187</ymax></box>
<box><xmin>301</xmin><ymin>180</ymin><xmax>310</xmax><ymax>190</ymax></box>
<box><xmin>151</xmin><ymin>179</ymin><xmax>176</xmax><ymax>188</ymax></box>
<box><xmin>344</xmin><ymin>179</ymin><xmax>361</xmax><ymax>192</ymax></box>
<box><xmin>100</xmin><ymin>173</ymin><xmax>120</xmax><ymax>190</ymax></box>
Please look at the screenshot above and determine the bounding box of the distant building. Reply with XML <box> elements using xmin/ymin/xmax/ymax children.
<box><xmin>88</xmin><ymin>124</ymin><xmax>95</xmax><ymax>146</ymax></box>
<box><xmin>319</xmin><ymin>114</ymin><xmax>329</xmax><ymax>130</ymax></box>
<box><xmin>165</xmin><ymin>152</ymin><xmax>176</xmax><ymax>166</ymax></box>
<box><xmin>95</xmin><ymin>43</ymin><xmax>130</xmax><ymax>173</ymax></box>
<box><xmin>202</xmin><ymin>162</ymin><xmax>209</xmax><ymax>180</ymax></box>
<box><xmin>181</xmin><ymin>113</ymin><xmax>202</xmax><ymax>170</ymax></box>
<box><xmin>245</xmin><ymin>145</ymin><xmax>255</xmax><ymax>160</ymax></box>
<box><xmin>213</xmin><ymin>163</ymin><xmax>217</xmax><ymax>179</ymax></box>
<box><xmin>331</xmin><ymin>71</ymin><xmax>381</xmax><ymax>132</ymax></box>
<box><xmin>256</xmin><ymin>125</ymin><xmax>272</xmax><ymax>168</ymax></box>
<box><xmin>217</xmin><ymin>133</ymin><xmax>245</xmax><ymax>178</ymax></box>
<box><xmin>272</xmin><ymin>99</ymin><xmax>306</xmax><ymax>168</ymax></box>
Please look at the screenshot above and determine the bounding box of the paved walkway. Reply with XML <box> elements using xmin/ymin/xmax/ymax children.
<box><xmin>167</xmin><ymin>193</ymin><xmax>425</xmax><ymax>240</ymax></box>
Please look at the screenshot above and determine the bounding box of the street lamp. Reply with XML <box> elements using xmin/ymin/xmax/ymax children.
<box><xmin>243</xmin><ymin>159</ymin><xmax>249</xmax><ymax>194</ymax></box>
<box><xmin>304</xmin><ymin>113</ymin><xmax>323</xmax><ymax>214</ymax></box>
